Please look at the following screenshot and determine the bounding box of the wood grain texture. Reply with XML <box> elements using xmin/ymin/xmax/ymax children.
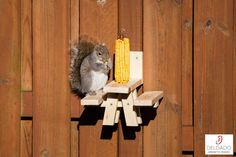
<box><xmin>0</xmin><ymin>0</ymin><xmax>21</xmax><ymax>156</ymax></box>
<box><xmin>182</xmin><ymin>0</ymin><xmax>193</xmax><ymax>126</ymax></box>
<box><xmin>182</xmin><ymin>126</ymin><xmax>193</xmax><ymax>151</ymax></box>
<box><xmin>21</xmin><ymin>92</ymin><xmax>33</xmax><ymax>117</ymax></box>
<box><xmin>234</xmin><ymin>1</ymin><xmax>236</xmax><ymax>153</ymax></box>
<box><xmin>21</xmin><ymin>0</ymin><xmax>32</xmax><ymax>91</ymax></box>
<box><xmin>21</xmin><ymin>92</ymin><xmax>82</xmax><ymax>118</ymax></box>
<box><xmin>194</xmin><ymin>0</ymin><xmax>234</xmax><ymax>156</ymax></box>
<box><xmin>143</xmin><ymin>0</ymin><xmax>182</xmax><ymax>156</ymax></box>
<box><xmin>70</xmin><ymin>0</ymin><xmax>81</xmax><ymax>118</ymax></box>
<box><xmin>20</xmin><ymin>120</ymin><xmax>32</xmax><ymax>157</ymax></box>
<box><xmin>70</xmin><ymin>0</ymin><xmax>79</xmax><ymax>43</ymax></box>
<box><xmin>118</xmin><ymin>1</ymin><xmax>143</xmax><ymax>155</ymax></box>
<box><xmin>71</xmin><ymin>121</ymin><xmax>79</xmax><ymax>157</ymax></box>
<box><xmin>119</xmin><ymin>0</ymin><xmax>142</xmax><ymax>51</ymax></box>
<box><xmin>79</xmin><ymin>0</ymin><xmax>118</xmax><ymax>157</ymax></box>
<box><xmin>32</xmin><ymin>0</ymin><xmax>70</xmax><ymax>156</ymax></box>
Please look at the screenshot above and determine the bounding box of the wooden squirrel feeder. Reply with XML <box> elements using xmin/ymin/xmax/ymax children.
<box><xmin>81</xmin><ymin>50</ymin><xmax>163</xmax><ymax>127</ymax></box>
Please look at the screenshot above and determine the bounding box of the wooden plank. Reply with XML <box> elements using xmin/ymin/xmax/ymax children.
<box><xmin>103</xmin><ymin>99</ymin><xmax>118</xmax><ymax>126</ymax></box>
<box><xmin>79</xmin><ymin>0</ymin><xmax>118</xmax><ymax>156</ymax></box>
<box><xmin>70</xmin><ymin>0</ymin><xmax>81</xmax><ymax>118</ymax></box>
<box><xmin>182</xmin><ymin>0</ymin><xmax>193</xmax><ymax>126</ymax></box>
<box><xmin>0</xmin><ymin>0</ymin><xmax>21</xmax><ymax>156</ymax></box>
<box><xmin>182</xmin><ymin>155</ymin><xmax>192</xmax><ymax>157</ymax></box>
<box><xmin>143</xmin><ymin>0</ymin><xmax>182</xmax><ymax>156</ymax></box>
<box><xmin>130</xmin><ymin>51</ymin><xmax>143</xmax><ymax>80</ymax></box>
<box><xmin>32</xmin><ymin>1</ymin><xmax>70</xmax><ymax>156</ymax></box>
<box><xmin>118</xmin><ymin>0</ymin><xmax>143</xmax><ymax>156</ymax></box>
<box><xmin>21</xmin><ymin>92</ymin><xmax>33</xmax><ymax>117</ymax></box>
<box><xmin>70</xmin><ymin>0</ymin><xmax>80</xmax><ymax>145</ymax></box>
<box><xmin>71</xmin><ymin>121</ymin><xmax>79</xmax><ymax>157</ymax></box>
<box><xmin>21</xmin><ymin>92</ymin><xmax>81</xmax><ymax>118</ymax></box>
<box><xmin>134</xmin><ymin>91</ymin><xmax>163</xmax><ymax>107</ymax></box>
<box><xmin>103</xmin><ymin>79</ymin><xmax>143</xmax><ymax>94</ymax></box>
<box><xmin>119</xmin><ymin>0</ymin><xmax>142</xmax><ymax>51</ymax></box>
<box><xmin>194</xmin><ymin>0</ymin><xmax>234</xmax><ymax>156</ymax></box>
<box><xmin>81</xmin><ymin>91</ymin><xmax>106</xmax><ymax>106</ymax></box>
<box><xmin>115</xmin><ymin>110</ymin><xmax>120</xmax><ymax>123</ymax></box>
<box><xmin>20</xmin><ymin>120</ymin><xmax>32</xmax><ymax>157</ymax></box>
<box><xmin>71</xmin><ymin>95</ymin><xmax>81</xmax><ymax>118</ymax></box>
<box><xmin>234</xmin><ymin>1</ymin><xmax>236</xmax><ymax>153</ymax></box>
<box><xmin>70</xmin><ymin>0</ymin><xmax>79</xmax><ymax>43</ymax></box>
<box><xmin>182</xmin><ymin>126</ymin><xmax>193</xmax><ymax>151</ymax></box>
<box><xmin>122</xmin><ymin>92</ymin><xmax>139</xmax><ymax>127</ymax></box>
<box><xmin>21</xmin><ymin>0</ymin><xmax>32</xmax><ymax>91</ymax></box>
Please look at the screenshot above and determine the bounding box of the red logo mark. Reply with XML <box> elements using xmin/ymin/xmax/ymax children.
<box><xmin>216</xmin><ymin>135</ymin><xmax>223</xmax><ymax>145</ymax></box>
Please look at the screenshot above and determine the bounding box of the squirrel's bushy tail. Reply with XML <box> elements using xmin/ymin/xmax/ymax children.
<box><xmin>69</xmin><ymin>40</ymin><xmax>95</xmax><ymax>95</ymax></box>
<box><xmin>69</xmin><ymin>45</ymin><xmax>81</xmax><ymax>93</ymax></box>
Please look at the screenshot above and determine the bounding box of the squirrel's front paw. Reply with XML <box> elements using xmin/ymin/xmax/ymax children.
<box><xmin>88</xmin><ymin>91</ymin><xmax>96</xmax><ymax>96</ymax></box>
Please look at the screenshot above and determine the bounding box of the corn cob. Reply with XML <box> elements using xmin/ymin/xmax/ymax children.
<box><xmin>115</xmin><ymin>39</ymin><xmax>121</xmax><ymax>83</ymax></box>
<box><xmin>124</xmin><ymin>38</ymin><xmax>130</xmax><ymax>82</ymax></box>
<box><xmin>115</xmin><ymin>37</ymin><xmax>130</xmax><ymax>84</ymax></box>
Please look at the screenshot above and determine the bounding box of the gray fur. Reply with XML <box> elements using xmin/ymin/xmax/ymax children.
<box><xmin>69</xmin><ymin>40</ymin><xmax>112</xmax><ymax>95</ymax></box>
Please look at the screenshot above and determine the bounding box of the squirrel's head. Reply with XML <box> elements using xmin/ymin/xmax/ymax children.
<box><xmin>90</xmin><ymin>43</ymin><xmax>112</xmax><ymax>73</ymax></box>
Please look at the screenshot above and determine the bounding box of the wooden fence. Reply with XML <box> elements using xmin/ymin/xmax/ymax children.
<box><xmin>0</xmin><ymin>0</ymin><xmax>235</xmax><ymax>157</ymax></box>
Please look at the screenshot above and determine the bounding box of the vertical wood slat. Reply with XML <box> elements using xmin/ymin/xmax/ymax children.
<box><xmin>194</xmin><ymin>0</ymin><xmax>234</xmax><ymax>156</ymax></box>
<box><xmin>71</xmin><ymin>122</ymin><xmax>79</xmax><ymax>157</ymax></box>
<box><xmin>143</xmin><ymin>0</ymin><xmax>182</xmax><ymax>156</ymax></box>
<box><xmin>119</xmin><ymin>0</ymin><xmax>143</xmax><ymax>51</ymax></box>
<box><xmin>182</xmin><ymin>0</ymin><xmax>193</xmax><ymax>126</ymax></box>
<box><xmin>32</xmin><ymin>0</ymin><xmax>70</xmax><ymax>156</ymax></box>
<box><xmin>118</xmin><ymin>0</ymin><xmax>143</xmax><ymax>157</ymax></box>
<box><xmin>21</xmin><ymin>92</ymin><xmax>33</xmax><ymax>117</ymax></box>
<box><xmin>0</xmin><ymin>0</ymin><xmax>21</xmax><ymax>156</ymax></box>
<box><xmin>79</xmin><ymin>0</ymin><xmax>118</xmax><ymax>157</ymax></box>
<box><xmin>20</xmin><ymin>120</ymin><xmax>32</xmax><ymax>157</ymax></box>
<box><xmin>70</xmin><ymin>0</ymin><xmax>81</xmax><ymax>118</ymax></box>
<box><xmin>182</xmin><ymin>126</ymin><xmax>193</xmax><ymax>151</ymax></box>
<box><xmin>70</xmin><ymin>1</ymin><xmax>80</xmax><ymax>156</ymax></box>
<box><xmin>234</xmin><ymin>1</ymin><xmax>236</xmax><ymax>152</ymax></box>
<box><xmin>21</xmin><ymin>0</ymin><xmax>32</xmax><ymax>91</ymax></box>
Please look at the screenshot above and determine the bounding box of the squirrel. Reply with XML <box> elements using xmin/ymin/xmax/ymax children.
<box><xmin>69</xmin><ymin>39</ymin><xmax>112</xmax><ymax>96</ymax></box>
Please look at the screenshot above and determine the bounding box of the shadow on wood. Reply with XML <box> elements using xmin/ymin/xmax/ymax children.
<box><xmin>78</xmin><ymin>107</ymin><xmax>118</xmax><ymax>139</ymax></box>
<box><xmin>140</xmin><ymin>98</ymin><xmax>163</xmax><ymax>126</ymax></box>
<box><xmin>79</xmin><ymin>107</ymin><xmax>104</xmax><ymax>125</ymax></box>
<box><xmin>78</xmin><ymin>98</ymin><xmax>163</xmax><ymax>139</ymax></box>
<box><xmin>101</xmin><ymin>125</ymin><xmax>118</xmax><ymax>139</ymax></box>
<box><xmin>120</xmin><ymin>109</ymin><xmax>141</xmax><ymax>140</ymax></box>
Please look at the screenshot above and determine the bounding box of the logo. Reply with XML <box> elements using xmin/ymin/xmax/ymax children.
<box><xmin>216</xmin><ymin>135</ymin><xmax>223</xmax><ymax>145</ymax></box>
<box><xmin>205</xmin><ymin>134</ymin><xmax>233</xmax><ymax>155</ymax></box>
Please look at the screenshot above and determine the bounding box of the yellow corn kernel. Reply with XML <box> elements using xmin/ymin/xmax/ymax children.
<box><xmin>115</xmin><ymin>39</ymin><xmax>121</xmax><ymax>83</ymax></box>
<box><xmin>124</xmin><ymin>38</ymin><xmax>130</xmax><ymax>82</ymax></box>
<box><xmin>115</xmin><ymin>37</ymin><xmax>130</xmax><ymax>84</ymax></box>
<box><xmin>120</xmin><ymin>39</ymin><xmax>125</xmax><ymax>83</ymax></box>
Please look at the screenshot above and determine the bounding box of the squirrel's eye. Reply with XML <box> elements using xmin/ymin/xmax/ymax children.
<box><xmin>98</xmin><ymin>52</ymin><xmax>102</xmax><ymax>56</ymax></box>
